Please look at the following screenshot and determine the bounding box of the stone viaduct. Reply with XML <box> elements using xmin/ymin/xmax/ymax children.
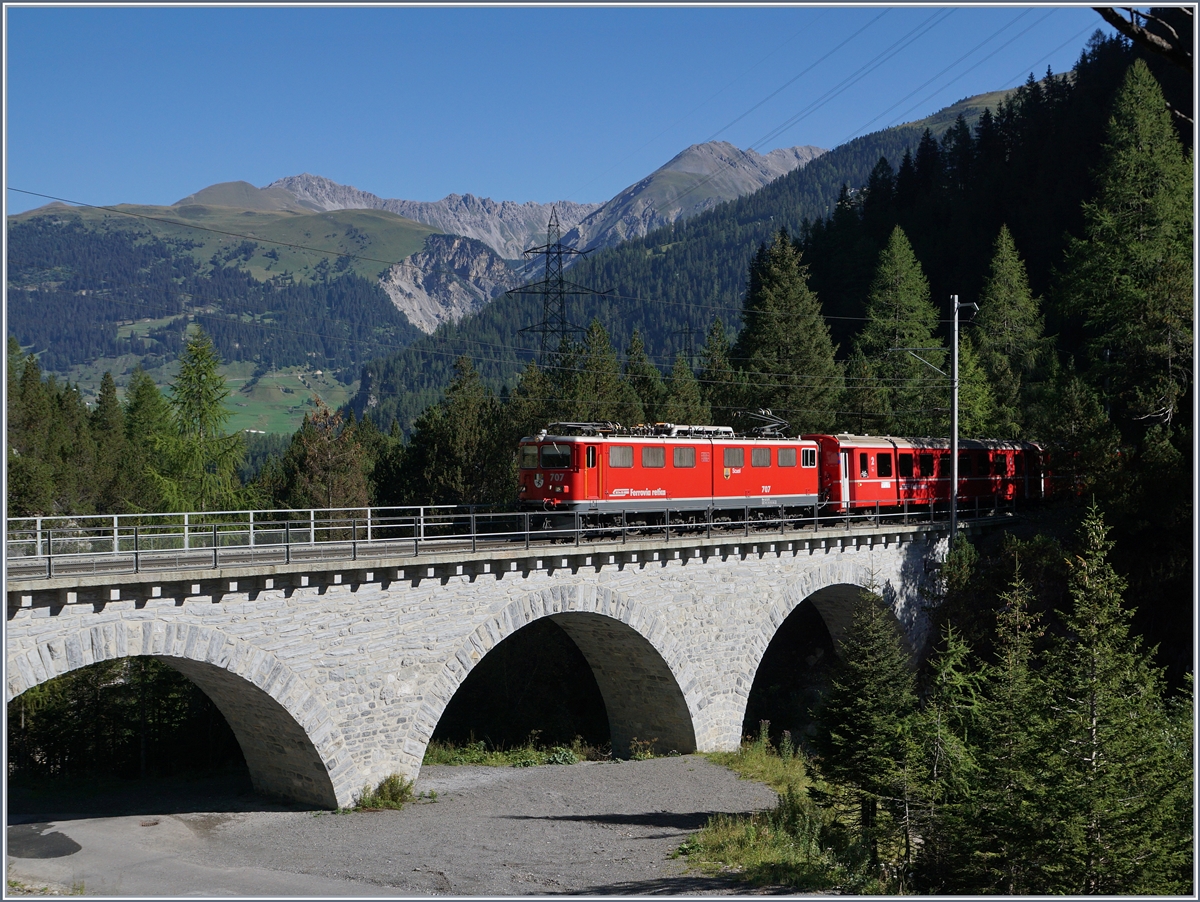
<box><xmin>6</xmin><ymin>522</ymin><xmax>952</xmax><ymax>809</ymax></box>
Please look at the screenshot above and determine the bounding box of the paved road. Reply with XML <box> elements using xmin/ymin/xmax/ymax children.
<box><xmin>7</xmin><ymin>757</ymin><xmax>782</xmax><ymax>896</ymax></box>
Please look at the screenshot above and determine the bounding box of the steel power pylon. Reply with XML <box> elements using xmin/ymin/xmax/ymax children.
<box><xmin>511</xmin><ymin>207</ymin><xmax>608</xmax><ymax>366</ymax></box>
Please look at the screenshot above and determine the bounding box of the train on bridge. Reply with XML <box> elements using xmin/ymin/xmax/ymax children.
<box><xmin>517</xmin><ymin>421</ymin><xmax>1046</xmax><ymax>518</ymax></box>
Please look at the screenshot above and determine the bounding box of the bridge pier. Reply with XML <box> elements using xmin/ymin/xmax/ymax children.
<box><xmin>7</xmin><ymin>524</ymin><xmax>949</xmax><ymax>807</ymax></box>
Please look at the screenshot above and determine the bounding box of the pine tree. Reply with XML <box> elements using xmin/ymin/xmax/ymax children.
<box><xmin>623</xmin><ymin>329</ymin><xmax>665</xmax><ymax>424</ymax></box>
<box><xmin>814</xmin><ymin>591</ymin><xmax>918</xmax><ymax>864</ymax></box>
<box><xmin>1038</xmin><ymin>504</ymin><xmax>1191</xmax><ymax>893</ymax></box>
<box><xmin>660</xmin><ymin>354</ymin><xmax>710</xmax><ymax>425</ymax></box>
<box><xmin>731</xmin><ymin>230</ymin><xmax>842</xmax><ymax>433</ymax></box>
<box><xmin>276</xmin><ymin>399</ymin><xmax>371</xmax><ymax>511</ymax></box>
<box><xmin>1063</xmin><ymin>59</ymin><xmax>1193</xmax><ymax>437</ymax></box>
<box><xmin>855</xmin><ymin>226</ymin><xmax>945</xmax><ymax>435</ymax></box>
<box><xmin>974</xmin><ymin>225</ymin><xmax>1046</xmax><ymax>437</ymax></box>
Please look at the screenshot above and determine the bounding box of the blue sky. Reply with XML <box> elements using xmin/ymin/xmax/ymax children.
<box><xmin>5</xmin><ymin>6</ymin><xmax>1114</xmax><ymax>215</ymax></box>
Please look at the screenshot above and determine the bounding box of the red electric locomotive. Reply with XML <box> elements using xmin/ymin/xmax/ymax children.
<box><xmin>517</xmin><ymin>423</ymin><xmax>1046</xmax><ymax>516</ymax></box>
<box><xmin>517</xmin><ymin>422</ymin><xmax>820</xmax><ymax>515</ymax></box>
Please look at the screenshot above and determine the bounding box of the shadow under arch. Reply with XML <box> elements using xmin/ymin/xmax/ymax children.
<box><xmin>6</xmin><ymin>625</ymin><xmax>351</xmax><ymax>809</ymax></box>
<box><xmin>419</xmin><ymin>588</ymin><xmax>699</xmax><ymax>764</ymax></box>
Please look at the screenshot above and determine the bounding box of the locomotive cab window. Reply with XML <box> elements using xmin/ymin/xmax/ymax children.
<box><xmin>919</xmin><ymin>454</ymin><xmax>935</xmax><ymax>477</ymax></box>
<box><xmin>642</xmin><ymin>446</ymin><xmax>665</xmax><ymax>468</ymax></box>
<box><xmin>898</xmin><ymin>453</ymin><xmax>914</xmax><ymax>478</ymax></box>
<box><xmin>673</xmin><ymin>446</ymin><xmax>696</xmax><ymax>468</ymax></box>
<box><xmin>724</xmin><ymin>448</ymin><xmax>744</xmax><ymax>468</ymax></box>
<box><xmin>519</xmin><ymin>445</ymin><xmax>539</xmax><ymax>469</ymax></box>
<box><xmin>801</xmin><ymin>448</ymin><xmax>817</xmax><ymax>468</ymax></box>
<box><xmin>586</xmin><ymin>446</ymin><xmax>597</xmax><ymax>468</ymax></box>
<box><xmin>877</xmin><ymin>453</ymin><xmax>893</xmax><ymax>477</ymax></box>
<box><xmin>540</xmin><ymin>443</ymin><xmax>572</xmax><ymax>469</ymax></box>
<box><xmin>778</xmin><ymin>448</ymin><xmax>797</xmax><ymax>467</ymax></box>
<box><xmin>752</xmin><ymin>447</ymin><xmax>771</xmax><ymax>467</ymax></box>
<box><xmin>610</xmin><ymin>445</ymin><xmax>633</xmax><ymax>468</ymax></box>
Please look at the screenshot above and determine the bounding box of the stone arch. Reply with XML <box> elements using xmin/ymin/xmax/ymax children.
<box><xmin>414</xmin><ymin>584</ymin><xmax>701</xmax><ymax>767</ymax></box>
<box><xmin>6</xmin><ymin>620</ymin><xmax>355</xmax><ymax>809</ymax></box>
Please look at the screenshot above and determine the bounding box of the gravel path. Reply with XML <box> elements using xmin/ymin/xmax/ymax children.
<box><xmin>6</xmin><ymin>757</ymin><xmax>783</xmax><ymax>896</ymax></box>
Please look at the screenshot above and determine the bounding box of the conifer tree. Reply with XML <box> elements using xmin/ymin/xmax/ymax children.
<box><xmin>275</xmin><ymin>399</ymin><xmax>371</xmax><ymax>511</ymax></box>
<box><xmin>623</xmin><ymin>329</ymin><xmax>665</xmax><ymax>423</ymax></box>
<box><xmin>1038</xmin><ymin>504</ymin><xmax>1191</xmax><ymax>894</ymax></box>
<box><xmin>732</xmin><ymin>230</ymin><xmax>842</xmax><ymax>434</ymax></box>
<box><xmin>91</xmin><ymin>372</ymin><xmax>130</xmax><ymax>513</ymax></box>
<box><xmin>855</xmin><ymin>227</ymin><xmax>945</xmax><ymax>435</ymax></box>
<box><xmin>839</xmin><ymin>348</ymin><xmax>889</xmax><ymax>434</ymax></box>
<box><xmin>153</xmin><ymin>328</ymin><xmax>245</xmax><ymax>511</ymax></box>
<box><xmin>1063</xmin><ymin>59</ymin><xmax>1193</xmax><ymax>437</ymax></box>
<box><xmin>660</xmin><ymin>354</ymin><xmax>710</xmax><ymax>425</ymax></box>
<box><xmin>814</xmin><ymin>591</ymin><xmax>917</xmax><ymax>864</ymax></box>
<box><xmin>699</xmin><ymin>318</ymin><xmax>741</xmax><ymax>427</ymax></box>
<box><xmin>974</xmin><ymin>225</ymin><xmax>1046</xmax><ymax>437</ymax></box>
<box><xmin>956</xmin><ymin>334</ymin><xmax>998</xmax><ymax>438</ymax></box>
<box><xmin>122</xmin><ymin>366</ymin><xmax>172</xmax><ymax>512</ymax></box>
<box><xmin>568</xmin><ymin>320</ymin><xmax>643</xmax><ymax>426</ymax></box>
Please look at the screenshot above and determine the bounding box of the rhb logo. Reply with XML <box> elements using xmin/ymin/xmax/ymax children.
<box><xmin>610</xmin><ymin>488</ymin><xmax>630</xmax><ymax>497</ymax></box>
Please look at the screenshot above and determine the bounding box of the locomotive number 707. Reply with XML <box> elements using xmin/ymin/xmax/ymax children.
<box><xmin>761</xmin><ymin>485</ymin><xmax>771</xmax><ymax>493</ymax></box>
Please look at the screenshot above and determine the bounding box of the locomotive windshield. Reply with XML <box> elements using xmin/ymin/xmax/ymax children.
<box><xmin>519</xmin><ymin>445</ymin><xmax>539</xmax><ymax>469</ymax></box>
<box><xmin>540</xmin><ymin>443</ymin><xmax>572</xmax><ymax>468</ymax></box>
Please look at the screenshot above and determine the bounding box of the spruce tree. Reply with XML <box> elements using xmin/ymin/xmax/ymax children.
<box><xmin>814</xmin><ymin>591</ymin><xmax>917</xmax><ymax>863</ymax></box>
<box><xmin>122</xmin><ymin>366</ymin><xmax>172</xmax><ymax>512</ymax></box>
<box><xmin>568</xmin><ymin>320</ymin><xmax>643</xmax><ymax>426</ymax></box>
<box><xmin>660</xmin><ymin>354</ymin><xmax>710</xmax><ymax>425</ymax></box>
<box><xmin>1038</xmin><ymin>504</ymin><xmax>1191</xmax><ymax>893</ymax></box>
<box><xmin>699</xmin><ymin>318</ymin><xmax>742</xmax><ymax>427</ymax></box>
<box><xmin>855</xmin><ymin>227</ymin><xmax>945</xmax><ymax>435</ymax></box>
<box><xmin>91</xmin><ymin>372</ymin><xmax>130</xmax><ymax>513</ymax></box>
<box><xmin>974</xmin><ymin>225</ymin><xmax>1046</xmax><ymax>437</ymax></box>
<box><xmin>956</xmin><ymin>334</ymin><xmax>998</xmax><ymax>438</ymax></box>
<box><xmin>1062</xmin><ymin>59</ymin><xmax>1193</xmax><ymax>438</ymax></box>
<box><xmin>839</xmin><ymin>348</ymin><xmax>889</xmax><ymax>434</ymax></box>
<box><xmin>623</xmin><ymin>329</ymin><xmax>665</xmax><ymax>424</ymax></box>
<box><xmin>277</xmin><ymin>399</ymin><xmax>371</xmax><ymax>511</ymax></box>
<box><xmin>731</xmin><ymin>229</ymin><xmax>842</xmax><ymax>434</ymax></box>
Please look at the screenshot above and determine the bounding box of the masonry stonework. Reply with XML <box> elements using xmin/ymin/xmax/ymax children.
<box><xmin>6</xmin><ymin>529</ymin><xmax>946</xmax><ymax>808</ymax></box>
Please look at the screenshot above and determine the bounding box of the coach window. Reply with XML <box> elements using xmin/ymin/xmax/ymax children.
<box><xmin>994</xmin><ymin>454</ymin><xmax>1009</xmax><ymax>476</ymax></box>
<box><xmin>540</xmin><ymin>443</ymin><xmax>571</xmax><ymax>468</ymax></box>
<box><xmin>724</xmin><ymin>447</ymin><xmax>744</xmax><ymax>468</ymax></box>
<box><xmin>519</xmin><ymin>445</ymin><xmax>539</xmax><ymax>469</ymax></box>
<box><xmin>586</xmin><ymin>446</ymin><xmax>597</xmax><ymax>468</ymax></box>
<box><xmin>859</xmin><ymin>452</ymin><xmax>869</xmax><ymax>478</ymax></box>
<box><xmin>1015</xmin><ymin>453</ymin><xmax>1025</xmax><ymax>475</ymax></box>
<box><xmin>919</xmin><ymin>454</ymin><xmax>934</xmax><ymax>477</ymax></box>
<box><xmin>778</xmin><ymin>448</ymin><xmax>797</xmax><ymax>467</ymax></box>
<box><xmin>898</xmin><ymin>453</ymin><xmax>914</xmax><ymax>478</ymax></box>
<box><xmin>958</xmin><ymin>453</ymin><xmax>973</xmax><ymax>477</ymax></box>
<box><xmin>801</xmin><ymin>448</ymin><xmax>817</xmax><ymax>468</ymax></box>
<box><xmin>642</xmin><ymin>446</ymin><xmax>665</xmax><ymax>468</ymax></box>
<box><xmin>752</xmin><ymin>447</ymin><xmax>771</xmax><ymax>467</ymax></box>
<box><xmin>610</xmin><ymin>445</ymin><xmax>633</xmax><ymax>468</ymax></box>
<box><xmin>673</xmin><ymin>446</ymin><xmax>696</xmax><ymax>468</ymax></box>
<box><xmin>877</xmin><ymin>453</ymin><xmax>893</xmax><ymax>477</ymax></box>
<box><xmin>937</xmin><ymin>455</ymin><xmax>952</xmax><ymax>477</ymax></box>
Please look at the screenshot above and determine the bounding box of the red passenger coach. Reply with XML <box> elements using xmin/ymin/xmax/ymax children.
<box><xmin>517</xmin><ymin>423</ymin><xmax>821</xmax><ymax>515</ymax></box>
<box><xmin>810</xmin><ymin>434</ymin><xmax>1045</xmax><ymax>513</ymax></box>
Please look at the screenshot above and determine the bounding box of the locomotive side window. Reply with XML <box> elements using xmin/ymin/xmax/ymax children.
<box><xmin>724</xmin><ymin>448</ymin><xmax>744</xmax><ymax>467</ymax></box>
<box><xmin>778</xmin><ymin>448</ymin><xmax>797</xmax><ymax>467</ymax></box>
<box><xmin>642</xmin><ymin>446</ymin><xmax>665</xmax><ymax>468</ymax></box>
<box><xmin>673</xmin><ymin>446</ymin><xmax>696</xmax><ymax>468</ymax></box>
<box><xmin>519</xmin><ymin>445</ymin><xmax>539</xmax><ymax>469</ymax></box>
<box><xmin>752</xmin><ymin>448</ymin><xmax>771</xmax><ymax>467</ymax></box>
<box><xmin>898</xmin><ymin>453</ymin><xmax>914</xmax><ymax>477</ymax></box>
<box><xmin>540</xmin><ymin>443</ymin><xmax>571</xmax><ymax>468</ymax></box>
<box><xmin>801</xmin><ymin>448</ymin><xmax>817</xmax><ymax>468</ymax></box>
<box><xmin>877</xmin><ymin>453</ymin><xmax>893</xmax><ymax>477</ymax></box>
<box><xmin>586</xmin><ymin>446</ymin><xmax>597</xmax><ymax>468</ymax></box>
<box><xmin>919</xmin><ymin>454</ymin><xmax>934</xmax><ymax>477</ymax></box>
<box><xmin>610</xmin><ymin>445</ymin><xmax>633</xmax><ymax>468</ymax></box>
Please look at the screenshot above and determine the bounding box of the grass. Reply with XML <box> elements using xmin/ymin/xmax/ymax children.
<box><xmin>6</xmin><ymin>878</ymin><xmax>86</xmax><ymax>896</ymax></box>
<box><xmin>354</xmin><ymin>774</ymin><xmax>415</xmax><ymax>811</ymax></box>
<box><xmin>677</xmin><ymin>723</ymin><xmax>890</xmax><ymax>894</ymax></box>
<box><xmin>422</xmin><ymin>734</ymin><xmax>609</xmax><ymax>767</ymax></box>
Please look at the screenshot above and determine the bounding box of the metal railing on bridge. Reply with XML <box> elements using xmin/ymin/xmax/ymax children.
<box><xmin>5</xmin><ymin>498</ymin><xmax>1016</xmax><ymax>581</ymax></box>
